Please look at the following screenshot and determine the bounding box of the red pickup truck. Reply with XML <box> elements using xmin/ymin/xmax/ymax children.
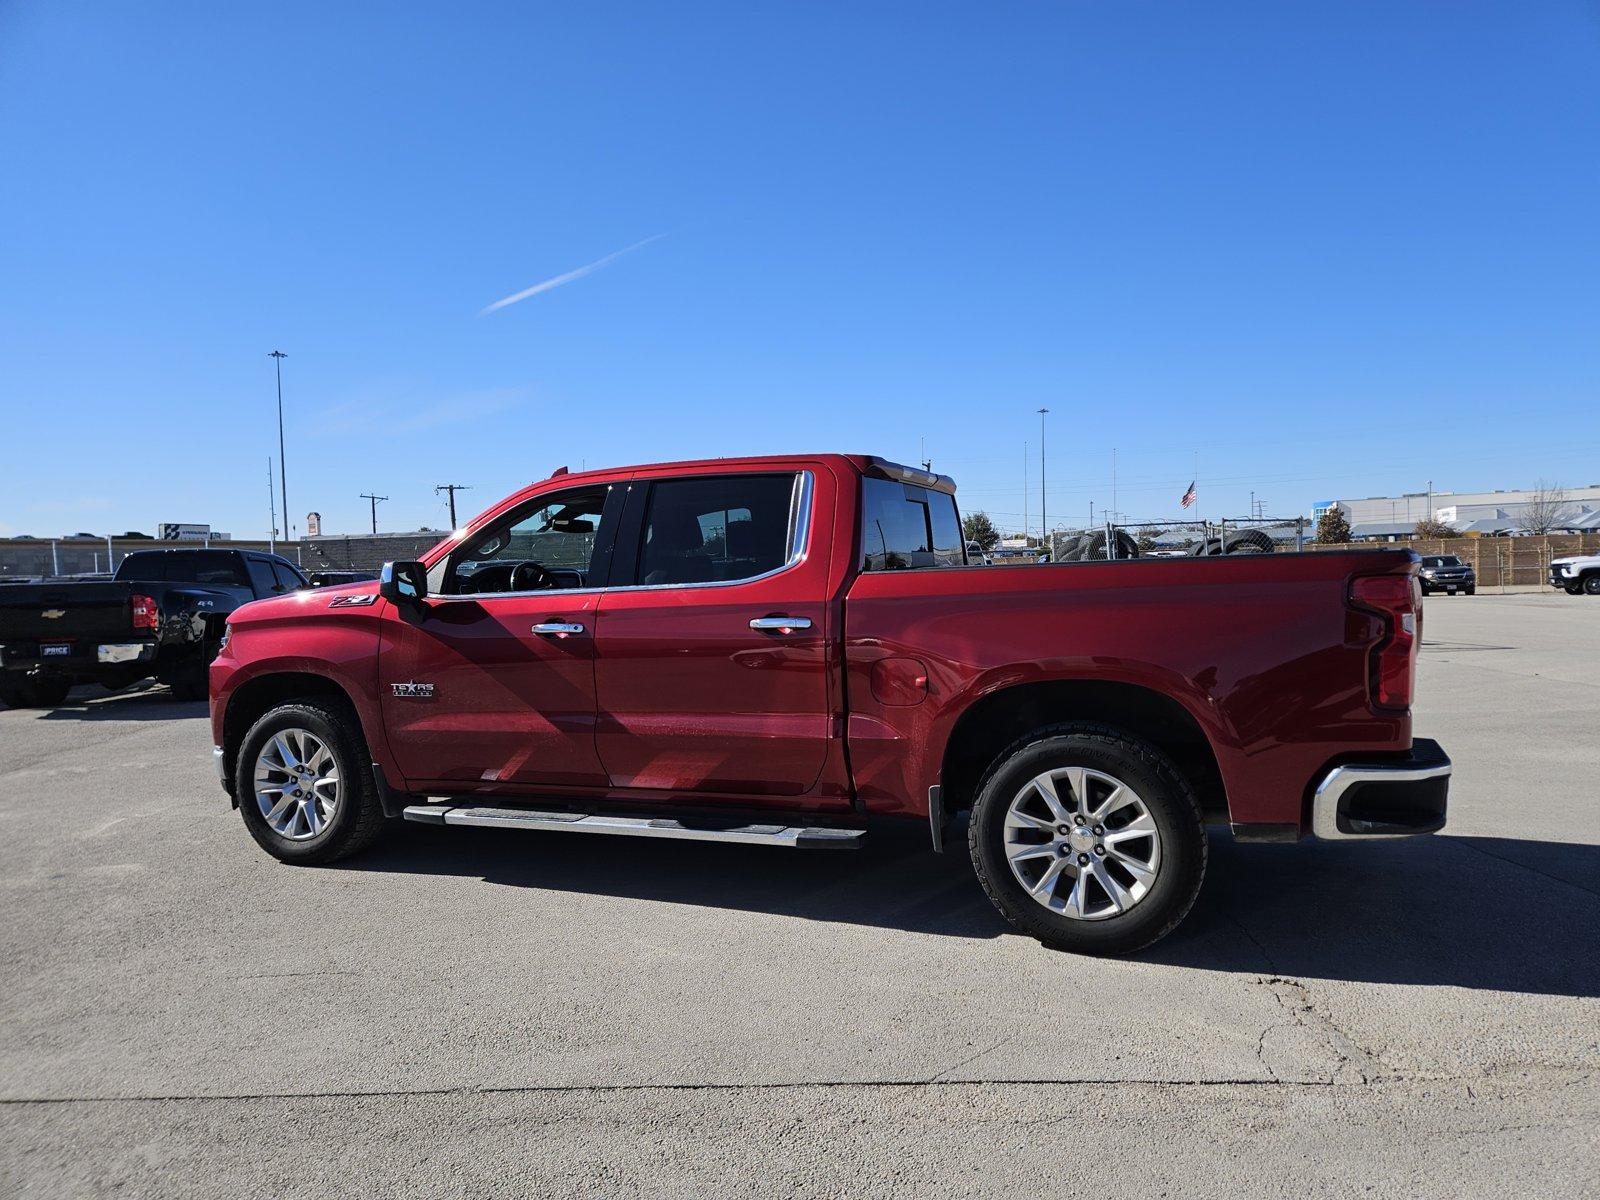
<box><xmin>209</xmin><ymin>454</ymin><xmax>1450</xmax><ymax>953</ymax></box>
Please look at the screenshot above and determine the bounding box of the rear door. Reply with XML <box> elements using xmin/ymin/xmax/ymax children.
<box><xmin>591</xmin><ymin>468</ymin><xmax>839</xmax><ymax>801</ymax></box>
<box><xmin>378</xmin><ymin>481</ymin><xmax>624</xmax><ymax>790</ymax></box>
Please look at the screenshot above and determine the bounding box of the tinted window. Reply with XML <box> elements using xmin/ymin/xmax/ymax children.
<box><xmin>115</xmin><ymin>553</ymin><xmax>168</xmax><ymax>582</ymax></box>
<box><xmin>637</xmin><ymin>474</ymin><xmax>797</xmax><ymax>586</ymax></box>
<box><xmin>446</xmin><ymin>486</ymin><xmax>610</xmax><ymax>594</ymax></box>
<box><xmin>185</xmin><ymin>552</ymin><xmax>250</xmax><ymax>586</ymax></box>
<box><xmin>246</xmin><ymin>559</ymin><xmax>279</xmax><ymax>595</ymax></box>
<box><xmin>861</xmin><ymin>477</ymin><xmax>965</xmax><ymax>571</ymax></box>
<box><xmin>114</xmin><ymin>551</ymin><xmax>247</xmax><ymax>585</ymax></box>
<box><xmin>272</xmin><ymin>560</ymin><xmax>307</xmax><ymax>590</ymax></box>
<box><xmin>1422</xmin><ymin>556</ymin><xmax>1461</xmax><ymax>568</ymax></box>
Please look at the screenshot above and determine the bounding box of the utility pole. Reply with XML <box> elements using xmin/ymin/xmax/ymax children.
<box><xmin>268</xmin><ymin>351</ymin><xmax>288</xmax><ymax>544</ymax></box>
<box><xmin>435</xmin><ymin>483</ymin><xmax>472</xmax><ymax>528</ymax></box>
<box><xmin>360</xmin><ymin>493</ymin><xmax>388</xmax><ymax>535</ymax></box>
<box><xmin>1038</xmin><ymin>408</ymin><xmax>1049</xmax><ymax>557</ymax></box>
<box><xmin>267</xmin><ymin>458</ymin><xmax>277</xmax><ymax>553</ymax></box>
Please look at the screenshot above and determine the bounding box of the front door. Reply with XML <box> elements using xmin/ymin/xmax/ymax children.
<box><xmin>379</xmin><ymin>482</ymin><xmax>621</xmax><ymax>791</ymax></box>
<box><xmin>592</xmin><ymin>469</ymin><xmax>838</xmax><ymax>800</ymax></box>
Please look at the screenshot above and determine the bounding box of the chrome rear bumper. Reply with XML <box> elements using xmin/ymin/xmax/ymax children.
<box><xmin>1312</xmin><ymin>738</ymin><xmax>1451</xmax><ymax>840</ymax></box>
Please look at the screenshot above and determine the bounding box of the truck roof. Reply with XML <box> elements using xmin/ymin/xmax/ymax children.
<box><xmin>534</xmin><ymin>453</ymin><xmax>957</xmax><ymax>494</ymax></box>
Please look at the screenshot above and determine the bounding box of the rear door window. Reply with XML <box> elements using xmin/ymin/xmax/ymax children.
<box><xmin>632</xmin><ymin>474</ymin><xmax>799</xmax><ymax>586</ymax></box>
<box><xmin>861</xmin><ymin>477</ymin><xmax>965</xmax><ymax>570</ymax></box>
<box><xmin>245</xmin><ymin>559</ymin><xmax>279</xmax><ymax>596</ymax></box>
<box><xmin>271</xmin><ymin>561</ymin><xmax>307</xmax><ymax>591</ymax></box>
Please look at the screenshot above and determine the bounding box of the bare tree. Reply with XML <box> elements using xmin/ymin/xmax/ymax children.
<box><xmin>1522</xmin><ymin>480</ymin><xmax>1572</xmax><ymax>534</ymax></box>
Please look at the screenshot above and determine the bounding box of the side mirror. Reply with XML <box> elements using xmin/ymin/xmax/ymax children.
<box><xmin>379</xmin><ymin>561</ymin><xmax>428</xmax><ymax>610</ymax></box>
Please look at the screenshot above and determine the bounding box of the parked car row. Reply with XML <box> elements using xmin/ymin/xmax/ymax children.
<box><xmin>0</xmin><ymin>552</ymin><xmax>375</xmax><ymax>706</ymax></box>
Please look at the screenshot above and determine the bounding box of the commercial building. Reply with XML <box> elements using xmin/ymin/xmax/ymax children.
<box><xmin>1320</xmin><ymin>484</ymin><xmax>1600</xmax><ymax>538</ymax></box>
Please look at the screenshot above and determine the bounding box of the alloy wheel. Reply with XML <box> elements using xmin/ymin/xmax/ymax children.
<box><xmin>253</xmin><ymin>727</ymin><xmax>340</xmax><ymax>840</ymax></box>
<box><xmin>1002</xmin><ymin>765</ymin><xmax>1162</xmax><ymax>920</ymax></box>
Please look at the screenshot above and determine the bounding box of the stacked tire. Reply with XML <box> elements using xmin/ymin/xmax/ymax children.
<box><xmin>1055</xmin><ymin>530</ymin><xmax>1140</xmax><ymax>562</ymax></box>
<box><xmin>1188</xmin><ymin>529</ymin><xmax>1274</xmax><ymax>557</ymax></box>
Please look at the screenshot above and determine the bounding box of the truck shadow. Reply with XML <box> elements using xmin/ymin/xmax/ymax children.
<box><xmin>27</xmin><ymin>685</ymin><xmax>206</xmax><ymax>721</ymax></box>
<box><xmin>345</xmin><ymin>822</ymin><xmax>1599</xmax><ymax>998</ymax></box>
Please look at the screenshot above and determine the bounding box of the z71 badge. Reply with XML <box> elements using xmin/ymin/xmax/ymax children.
<box><xmin>391</xmin><ymin>682</ymin><xmax>435</xmax><ymax>698</ymax></box>
<box><xmin>329</xmin><ymin>593</ymin><xmax>379</xmax><ymax>608</ymax></box>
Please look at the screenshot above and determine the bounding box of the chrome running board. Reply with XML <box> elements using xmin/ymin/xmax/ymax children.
<box><xmin>401</xmin><ymin>803</ymin><xmax>865</xmax><ymax>849</ymax></box>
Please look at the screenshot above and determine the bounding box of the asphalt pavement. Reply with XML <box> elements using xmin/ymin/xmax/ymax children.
<box><xmin>1</xmin><ymin>592</ymin><xmax>1596</xmax><ymax>1197</ymax></box>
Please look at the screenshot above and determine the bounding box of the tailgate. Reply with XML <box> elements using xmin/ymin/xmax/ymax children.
<box><xmin>0</xmin><ymin>583</ymin><xmax>138</xmax><ymax>641</ymax></box>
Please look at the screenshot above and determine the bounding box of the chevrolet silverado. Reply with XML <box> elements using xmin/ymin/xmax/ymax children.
<box><xmin>209</xmin><ymin>455</ymin><xmax>1451</xmax><ymax>953</ymax></box>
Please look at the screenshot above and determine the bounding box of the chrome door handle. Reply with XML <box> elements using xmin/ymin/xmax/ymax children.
<box><xmin>749</xmin><ymin>616</ymin><xmax>812</xmax><ymax>632</ymax></box>
<box><xmin>531</xmin><ymin>622</ymin><xmax>585</xmax><ymax>636</ymax></box>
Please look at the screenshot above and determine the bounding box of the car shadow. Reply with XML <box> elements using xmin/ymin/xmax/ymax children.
<box><xmin>27</xmin><ymin>684</ymin><xmax>207</xmax><ymax>721</ymax></box>
<box><xmin>340</xmin><ymin>819</ymin><xmax>1599</xmax><ymax>997</ymax></box>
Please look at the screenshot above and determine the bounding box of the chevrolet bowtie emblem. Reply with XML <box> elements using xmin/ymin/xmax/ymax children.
<box><xmin>41</xmin><ymin>609</ymin><xmax>65</xmax><ymax>619</ymax></box>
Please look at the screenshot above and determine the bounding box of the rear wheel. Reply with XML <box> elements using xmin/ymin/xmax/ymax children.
<box><xmin>968</xmin><ymin>724</ymin><xmax>1207</xmax><ymax>955</ymax></box>
<box><xmin>236</xmin><ymin>699</ymin><xmax>386</xmax><ymax>864</ymax></box>
<box><xmin>0</xmin><ymin>675</ymin><xmax>72</xmax><ymax>708</ymax></box>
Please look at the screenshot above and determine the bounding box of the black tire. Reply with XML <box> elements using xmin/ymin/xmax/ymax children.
<box><xmin>1584</xmin><ymin>575</ymin><xmax>1600</xmax><ymax>597</ymax></box>
<box><xmin>1189</xmin><ymin>538</ymin><xmax>1221</xmax><ymax>557</ymax></box>
<box><xmin>967</xmin><ymin>723</ymin><xmax>1207</xmax><ymax>955</ymax></box>
<box><xmin>235</xmin><ymin>699</ymin><xmax>386</xmax><ymax>865</ymax></box>
<box><xmin>1052</xmin><ymin>535</ymin><xmax>1087</xmax><ymax>563</ymax></box>
<box><xmin>1565</xmin><ymin>585</ymin><xmax>1583</xmax><ymax>596</ymax></box>
<box><xmin>1419</xmin><ymin>585</ymin><xmax>1432</xmax><ymax>597</ymax></box>
<box><xmin>167</xmin><ymin>663</ymin><xmax>208</xmax><ymax>701</ymax></box>
<box><xmin>0</xmin><ymin>675</ymin><xmax>71</xmax><ymax>708</ymax></box>
<box><xmin>1464</xmin><ymin>587</ymin><xmax>1476</xmax><ymax>596</ymax></box>
<box><xmin>1078</xmin><ymin>529</ymin><xmax>1140</xmax><ymax>561</ymax></box>
<box><xmin>1222</xmin><ymin>528</ymin><xmax>1274</xmax><ymax>554</ymax></box>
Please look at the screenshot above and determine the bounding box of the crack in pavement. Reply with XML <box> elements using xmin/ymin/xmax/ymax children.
<box><xmin>4</xmin><ymin>1064</ymin><xmax>1591</xmax><ymax>1108</ymax></box>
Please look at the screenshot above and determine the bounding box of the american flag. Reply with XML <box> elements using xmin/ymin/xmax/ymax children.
<box><xmin>1180</xmin><ymin>480</ymin><xmax>1197</xmax><ymax>508</ymax></box>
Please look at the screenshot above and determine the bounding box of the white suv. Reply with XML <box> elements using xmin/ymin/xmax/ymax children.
<box><xmin>1550</xmin><ymin>554</ymin><xmax>1600</xmax><ymax>596</ymax></box>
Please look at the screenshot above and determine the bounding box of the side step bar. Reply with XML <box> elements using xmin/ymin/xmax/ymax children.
<box><xmin>401</xmin><ymin>803</ymin><xmax>865</xmax><ymax>850</ymax></box>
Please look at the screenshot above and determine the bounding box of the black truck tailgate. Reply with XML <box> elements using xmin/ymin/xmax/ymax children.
<box><xmin>0</xmin><ymin>582</ymin><xmax>138</xmax><ymax>641</ymax></box>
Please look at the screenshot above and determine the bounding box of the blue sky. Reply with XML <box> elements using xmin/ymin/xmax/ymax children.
<box><xmin>2</xmin><ymin>1</ymin><xmax>1597</xmax><ymax>539</ymax></box>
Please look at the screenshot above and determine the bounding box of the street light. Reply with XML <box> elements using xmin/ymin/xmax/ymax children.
<box><xmin>269</xmin><ymin>351</ymin><xmax>288</xmax><ymax>541</ymax></box>
<box><xmin>1037</xmin><ymin>407</ymin><xmax>1049</xmax><ymax>557</ymax></box>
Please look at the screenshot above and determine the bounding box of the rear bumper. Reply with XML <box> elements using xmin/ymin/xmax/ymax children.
<box><xmin>1311</xmin><ymin>737</ymin><xmax>1451</xmax><ymax>839</ymax></box>
<box><xmin>1</xmin><ymin>641</ymin><xmax>158</xmax><ymax>673</ymax></box>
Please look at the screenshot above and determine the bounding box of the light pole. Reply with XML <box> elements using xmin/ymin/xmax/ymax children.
<box><xmin>269</xmin><ymin>351</ymin><xmax>288</xmax><ymax>544</ymax></box>
<box><xmin>1037</xmin><ymin>407</ymin><xmax>1049</xmax><ymax>557</ymax></box>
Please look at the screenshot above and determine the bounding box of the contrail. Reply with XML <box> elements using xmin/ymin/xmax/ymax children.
<box><xmin>478</xmin><ymin>234</ymin><xmax>665</xmax><ymax>316</ymax></box>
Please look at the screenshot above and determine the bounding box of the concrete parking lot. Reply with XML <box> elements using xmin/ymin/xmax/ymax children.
<box><xmin>2</xmin><ymin>592</ymin><xmax>1596</xmax><ymax>1197</ymax></box>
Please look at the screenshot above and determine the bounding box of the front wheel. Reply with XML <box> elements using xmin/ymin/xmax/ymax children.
<box><xmin>236</xmin><ymin>699</ymin><xmax>386</xmax><ymax>864</ymax></box>
<box><xmin>1584</xmin><ymin>576</ymin><xmax>1600</xmax><ymax>597</ymax></box>
<box><xmin>968</xmin><ymin>724</ymin><xmax>1207</xmax><ymax>955</ymax></box>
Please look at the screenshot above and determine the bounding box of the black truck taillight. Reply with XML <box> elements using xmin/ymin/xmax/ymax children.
<box><xmin>131</xmin><ymin>593</ymin><xmax>159</xmax><ymax>631</ymax></box>
<box><xmin>1348</xmin><ymin>573</ymin><xmax>1419</xmax><ymax>711</ymax></box>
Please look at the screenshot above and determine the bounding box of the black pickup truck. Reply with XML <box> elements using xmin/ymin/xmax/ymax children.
<box><xmin>0</xmin><ymin>548</ymin><xmax>307</xmax><ymax>707</ymax></box>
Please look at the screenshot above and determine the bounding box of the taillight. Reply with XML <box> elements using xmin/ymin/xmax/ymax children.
<box><xmin>1348</xmin><ymin>573</ymin><xmax>1418</xmax><ymax>711</ymax></box>
<box><xmin>131</xmin><ymin>593</ymin><xmax>159</xmax><ymax>631</ymax></box>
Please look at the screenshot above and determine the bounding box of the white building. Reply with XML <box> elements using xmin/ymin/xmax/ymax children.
<box><xmin>1324</xmin><ymin>484</ymin><xmax>1600</xmax><ymax>534</ymax></box>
